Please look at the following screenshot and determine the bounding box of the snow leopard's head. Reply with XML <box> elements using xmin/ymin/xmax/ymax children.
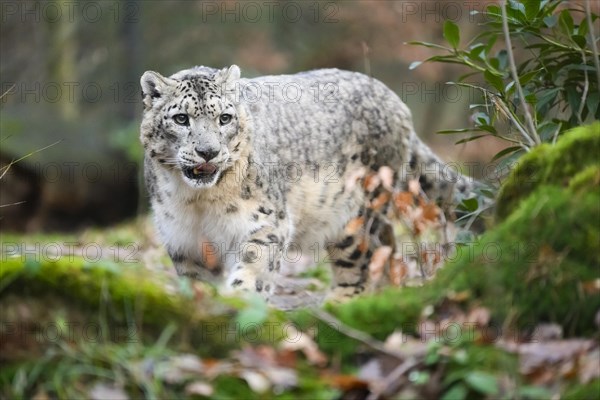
<box><xmin>140</xmin><ymin>65</ymin><xmax>246</xmax><ymax>188</ymax></box>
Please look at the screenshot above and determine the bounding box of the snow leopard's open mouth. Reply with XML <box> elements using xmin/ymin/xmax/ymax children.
<box><xmin>182</xmin><ymin>163</ymin><xmax>218</xmax><ymax>183</ymax></box>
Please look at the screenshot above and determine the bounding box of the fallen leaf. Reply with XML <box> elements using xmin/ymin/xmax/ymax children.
<box><xmin>280</xmin><ymin>327</ymin><xmax>327</xmax><ymax>367</ymax></box>
<box><xmin>500</xmin><ymin>339</ymin><xmax>596</xmax><ymax>375</ymax></box>
<box><xmin>378</xmin><ymin>166</ymin><xmax>395</xmax><ymax>190</ymax></box>
<box><xmin>160</xmin><ymin>354</ymin><xmax>204</xmax><ymax>384</ymax></box>
<box><xmin>368</xmin><ymin>246</ymin><xmax>393</xmax><ymax>283</ymax></box>
<box><xmin>581</xmin><ymin>279</ymin><xmax>600</xmax><ymax>295</ymax></box>
<box><xmin>370</xmin><ymin>191</ymin><xmax>391</xmax><ymax>211</ymax></box>
<box><xmin>465</xmin><ymin>307</ymin><xmax>491</xmax><ymax>327</ymax></box>
<box><xmin>89</xmin><ymin>383</ymin><xmax>128</xmax><ymax>400</ymax></box>
<box><xmin>185</xmin><ymin>381</ymin><xmax>214</xmax><ymax>397</ymax></box>
<box><xmin>345</xmin><ymin>217</ymin><xmax>365</xmax><ymax>235</ymax></box>
<box><xmin>323</xmin><ymin>373</ymin><xmax>369</xmax><ymax>391</ymax></box>
<box><xmin>579</xmin><ymin>348</ymin><xmax>600</xmax><ymax>383</ymax></box>
<box><xmin>240</xmin><ymin>370</ymin><xmax>271</xmax><ymax>393</ymax></box>
<box><xmin>199</xmin><ymin>236</ymin><xmax>219</xmax><ymax>270</ymax></box>
<box><xmin>393</xmin><ymin>192</ymin><xmax>414</xmax><ymax>213</ymax></box>
<box><xmin>345</xmin><ymin>166</ymin><xmax>366</xmax><ymax>192</ymax></box>
<box><xmin>363</xmin><ymin>173</ymin><xmax>382</xmax><ymax>192</ymax></box>
<box><xmin>389</xmin><ymin>257</ymin><xmax>408</xmax><ymax>286</ymax></box>
<box><xmin>422</xmin><ymin>203</ymin><xmax>440</xmax><ymax>222</ymax></box>
<box><xmin>408</xmin><ymin>179</ymin><xmax>421</xmax><ymax>196</ymax></box>
<box><xmin>357</xmin><ymin>237</ymin><xmax>369</xmax><ymax>253</ymax></box>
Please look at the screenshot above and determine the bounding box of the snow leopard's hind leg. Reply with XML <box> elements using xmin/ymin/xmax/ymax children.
<box><xmin>326</xmin><ymin>201</ymin><xmax>395</xmax><ymax>302</ymax></box>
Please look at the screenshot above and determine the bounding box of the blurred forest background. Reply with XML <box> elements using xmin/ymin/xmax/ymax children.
<box><xmin>0</xmin><ymin>0</ymin><xmax>562</xmax><ymax>232</ymax></box>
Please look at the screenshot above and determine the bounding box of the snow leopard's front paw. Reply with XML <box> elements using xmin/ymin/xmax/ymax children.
<box><xmin>221</xmin><ymin>267</ymin><xmax>274</xmax><ymax>299</ymax></box>
<box><xmin>323</xmin><ymin>285</ymin><xmax>364</xmax><ymax>304</ymax></box>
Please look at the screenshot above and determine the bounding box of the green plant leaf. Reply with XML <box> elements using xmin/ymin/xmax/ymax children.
<box><xmin>455</xmin><ymin>135</ymin><xmax>489</xmax><ymax>144</ymax></box>
<box><xmin>442</xmin><ymin>383</ymin><xmax>468</xmax><ymax>400</ymax></box>
<box><xmin>544</xmin><ymin>15</ymin><xmax>558</xmax><ymax>27</ymax></box>
<box><xmin>571</xmin><ymin>34</ymin><xmax>586</xmax><ymax>48</ymax></box>
<box><xmin>484</xmin><ymin>69</ymin><xmax>504</xmax><ymax>92</ymax></box>
<box><xmin>460</xmin><ymin>197</ymin><xmax>479</xmax><ymax>212</ymax></box>
<box><xmin>524</xmin><ymin>0</ymin><xmax>541</xmax><ymax>21</ymax></box>
<box><xmin>492</xmin><ymin>146</ymin><xmax>522</xmax><ymax>161</ymax></box>
<box><xmin>409</xmin><ymin>61</ymin><xmax>423</xmax><ymax>70</ymax></box>
<box><xmin>558</xmin><ymin>9</ymin><xmax>574</xmax><ymax>34</ymax></box>
<box><xmin>518</xmin><ymin>385</ymin><xmax>553</xmax><ymax>399</ymax></box>
<box><xmin>486</xmin><ymin>4</ymin><xmax>502</xmax><ymax>20</ymax></box>
<box><xmin>464</xmin><ymin>371</ymin><xmax>498</xmax><ymax>395</ymax></box>
<box><xmin>472</xmin><ymin>111</ymin><xmax>490</xmax><ymax>125</ymax></box>
<box><xmin>519</xmin><ymin>69</ymin><xmax>541</xmax><ymax>86</ymax></box>
<box><xmin>444</xmin><ymin>20</ymin><xmax>460</xmax><ymax>49</ymax></box>
<box><xmin>236</xmin><ymin>294</ymin><xmax>268</xmax><ymax>328</ymax></box>
<box><xmin>437</xmin><ymin>128</ymin><xmax>478</xmax><ymax>134</ymax></box>
<box><xmin>406</xmin><ymin>41</ymin><xmax>449</xmax><ymax>50</ymax></box>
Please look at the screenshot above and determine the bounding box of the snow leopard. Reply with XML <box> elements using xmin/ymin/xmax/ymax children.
<box><xmin>140</xmin><ymin>65</ymin><xmax>477</xmax><ymax>301</ymax></box>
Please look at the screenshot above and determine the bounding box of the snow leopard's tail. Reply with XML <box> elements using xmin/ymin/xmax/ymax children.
<box><xmin>403</xmin><ymin>133</ymin><xmax>490</xmax><ymax>215</ymax></box>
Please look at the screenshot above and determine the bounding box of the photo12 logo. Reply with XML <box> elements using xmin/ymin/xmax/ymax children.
<box><xmin>1</xmin><ymin>1</ymin><xmax>139</xmax><ymax>24</ymax></box>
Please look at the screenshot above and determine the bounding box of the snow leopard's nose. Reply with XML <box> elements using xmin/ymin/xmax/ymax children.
<box><xmin>195</xmin><ymin>147</ymin><xmax>219</xmax><ymax>162</ymax></box>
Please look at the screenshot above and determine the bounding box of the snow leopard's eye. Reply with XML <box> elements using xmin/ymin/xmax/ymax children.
<box><xmin>219</xmin><ymin>113</ymin><xmax>232</xmax><ymax>125</ymax></box>
<box><xmin>173</xmin><ymin>114</ymin><xmax>189</xmax><ymax>126</ymax></box>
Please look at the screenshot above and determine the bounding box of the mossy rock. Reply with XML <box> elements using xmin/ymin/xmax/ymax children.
<box><xmin>306</xmin><ymin>130</ymin><xmax>600</xmax><ymax>359</ymax></box>
<box><xmin>435</xmin><ymin>181</ymin><xmax>600</xmax><ymax>335</ymax></box>
<box><xmin>0</xmin><ymin>257</ymin><xmax>278</xmax><ymax>361</ymax></box>
<box><xmin>496</xmin><ymin>122</ymin><xmax>600</xmax><ymax>220</ymax></box>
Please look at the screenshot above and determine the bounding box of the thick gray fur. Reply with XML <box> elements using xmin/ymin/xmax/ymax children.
<box><xmin>140</xmin><ymin>65</ymin><xmax>475</xmax><ymax>300</ymax></box>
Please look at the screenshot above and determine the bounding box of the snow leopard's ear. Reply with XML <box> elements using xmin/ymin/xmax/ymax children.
<box><xmin>214</xmin><ymin>65</ymin><xmax>241</xmax><ymax>88</ymax></box>
<box><xmin>140</xmin><ymin>71</ymin><xmax>175</xmax><ymax>109</ymax></box>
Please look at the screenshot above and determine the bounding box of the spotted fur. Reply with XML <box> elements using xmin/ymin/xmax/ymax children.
<box><xmin>140</xmin><ymin>65</ymin><xmax>476</xmax><ymax>301</ymax></box>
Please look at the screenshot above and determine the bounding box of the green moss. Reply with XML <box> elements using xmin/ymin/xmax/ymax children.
<box><xmin>563</xmin><ymin>379</ymin><xmax>600</xmax><ymax>400</ymax></box>
<box><xmin>306</xmin><ymin>127</ymin><xmax>600</xmax><ymax>358</ymax></box>
<box><xmin>496</xmin><ymin>122</ymin><xmax>600</xmax><ymax>220</ymax></box>
<box><xmin>1</xmin><ymin>257</ymin><xmax>195</xmax><ymax>324</ymax></box>
<box><xmin>436</xmin><ymin>183</ymin><xmax>600</xmax><ymax>335</ymax></box>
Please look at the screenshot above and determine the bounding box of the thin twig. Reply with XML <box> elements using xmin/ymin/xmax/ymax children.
<box><xmin>0</xmin><ymin>140</ymin><xmax>61</xmax><ymax>180</ymax></box>
<box><xmin>501</xmin><ymin>0</ymin><xmax>540</xmax><ymax>146</ymax></box>
<box><xmin>366</xmin><ymin>358</ymin><xmax>421</xmax><ymax>400</ymax></box>
<box><xmin>309</xmin><ymin>308</ymin><xmax>404</xmax><ymax>360</ymax></box>
<box><xmin>0</xmin><ymin>201</ymin><xmax>26</xmax><ymax>208</ymax></box>
<box><xmin>585</xmin><ymin>0</ymin><xmax>600</xmax><ymax>89</ymax></box>
<box><xmin>577</xmin><ymin>50</ymin><xmax>589</xmax><ymax>125</ymax></box>
<box><xmin>0</xmin><ymin>84</ymin><xmax>15</xmax><ymax>101</ymax></box>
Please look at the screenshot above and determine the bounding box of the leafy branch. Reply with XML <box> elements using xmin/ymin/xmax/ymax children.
<box><xmin>408</xmin><ymin>0</ymin><xmax>599</xmax><ymax>164</ymax></box>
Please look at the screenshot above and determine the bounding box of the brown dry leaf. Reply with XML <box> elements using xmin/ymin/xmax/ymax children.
<box><xmin>581</xmin><ymin>279</ymin><xmax>600</xmax><ymax>295</ymax></box>
<box><xmin>357</xmin><ymin>237</ymin><xmax>369</xmax><ymax>253</ymax></box>
<box><xmin>446</xmin><ymin>290</ymin><xmax>471</xmax><ymax>302</ymax></box>
<box><xmin>422</xmin><ymin>203</ymin><xmax>440</xmax><ymax>222</ymax></box>
<box><xmin>579</xmin><ymin>348</ymin><xmax>600</xmax><ymax>383</ymax></box>
<box><xmin>408</xmin><ymin>179</ymin><xmax>421</xmax><ymax>196</ymax></box>
<box><xmin>465</xmin><ymin>307</ymin><xmax>491</xmax><ymax>327</ymax></box>
<box><xmin>323</xmin><ymin>373</ymin><xmax>370</xmax><ymax>391</ymax></box>
<box><xmin>185</xmin><ymin>381</ymin><xmax>214</xmax><ymax>397</ymax></box>
<box><xmin>160</xmin><ymin>354</ymin><xmax>204</xmax><ymax>384</ymax></box>
<box><xmin>389</xmin><ymin>257</ymin><xmax>408</xmax><ymax>286</ymax></box>
<box><xmin>345</xmin><ymin>166</ymin><xmax>367</xmax><ymax>192</ymax></box>
<box><xmin>421</xmin><ymin>250</ymin><xmax>441</xmax><ymax>267</ymax></box>
<box><xmin>393</xmin><ymin>192</ymin><xmax>414</xmax><ymax>213</ymax></box>
<box><xmin>500</xmin><ymin>339</ymin><xmax>596</xmax><ymax>376</ymax></box>
<box><xmin>370</xmin><ymin>191</ymin><xmax>391</xmax><ymax>211</ymax></box>
<box><xmin>275</xmin><ymin>349</ymin><xmax>298</xmax><ymax>368</ymax></box>
<box><xmin>363</xmin><ymin>173</ymin><xmax>381</xmax><ymax>192</ymax></box>
<box><xmin>199</xmin><ymin>236</ymin><xmax>219</xmax><ymax>270</ymax></box>
<box><xmin>280</xmin><ymin>327</ymin><xmax>327</xmax><ymax>367</ymax></box>
<box><xmin>378</xmin><ymin>166</ymin><xmax>394</xmax><ymax>190</ymax></box>
<box><xmin>345</xmin><ymin>217</ymin><xmax>365</xmax><ymax>235</ymax></box>
<box><xmin>368</xmin><ymin>246</ymin><xmax>393</xmax><ymax>283</ymax></box>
